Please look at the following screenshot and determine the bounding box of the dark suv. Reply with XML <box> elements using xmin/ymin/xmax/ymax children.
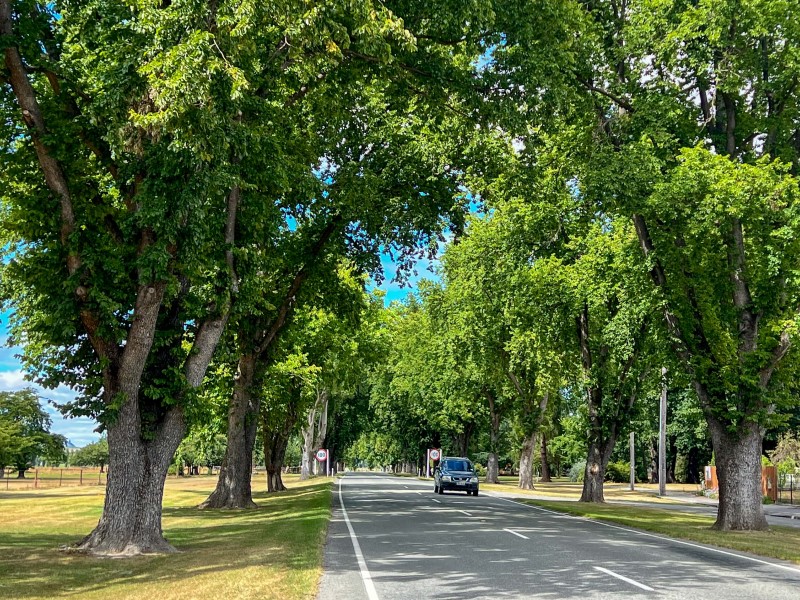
<box><xmin>433</xmin><ymin>457</ymin><xmax>479</xmax><ymax>496</ymax></box>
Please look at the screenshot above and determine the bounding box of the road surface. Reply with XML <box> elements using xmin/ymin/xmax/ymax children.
<box><xmin>318</xmin><ymin>472</ymin><xmax>800</xmax><ymax>599</ymax></box>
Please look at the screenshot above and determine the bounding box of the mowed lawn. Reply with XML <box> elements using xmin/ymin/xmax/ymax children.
<box><xmin>528</xmin><ymin>499</ymin><xmax>800</xmax><ymax>566</ymax></box>
<box><xmin>0</xmin><ymin>474</ymin><xmax>332</xmax><ymax>600</ymax></box>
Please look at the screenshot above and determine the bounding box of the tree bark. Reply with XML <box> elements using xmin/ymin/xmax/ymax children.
<box><xmin>199</xmin><ymin>353</ymin><xmax>259</xmax><ymax>509</ymax></box>
<box><xmin>518</xmin><ymin>431</ymin><xmax>537</xmax><ymax>490</ymax></box>
<box><xmin>486</xmin><ymin>391</ymin><xmax>500</xmax><ymax>484</ymax></box>
<box><xmin>708</xmin><ymin>419</ymin><xmax>768</xmax><ymax>531</ymax></box>
<box><xmin>262</xmin><ymin>398</ymin><xmax>298</xmax><ymax>493</ymax></box>
<box><xmin>312</xmin><ymin>390</ymin><xmax>329</xmax><ymax>476</ymax></box>
<box><xmin>540</xmin><ymin>433</ymin><xmax>552</xmax><ymax>482</ymax></box>
<box><xmin>76</xmin><ymin>405</ymin><xmax>185</xmax><ymax>554</ymax></box>
<box><xmin>580</xmin><ymin>437</ymin><xmax>615</xmax><ymax>503</ymax></box>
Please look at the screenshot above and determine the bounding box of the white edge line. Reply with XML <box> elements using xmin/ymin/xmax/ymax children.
<box><xmin>338</xmin><ymin>478</ymin><xmax>380</xmax><ymax>600</ymax></box>
<box><xmin>503</xmin><ymin>528</ymin><xmax>529</xmax><ymax>539</ymax></box>
<box><xmin>491</xmin><ymin>494</ymin><xmax>800</xmax><ymax>576</ymax></box>
<box><xmin>594</xmin><ymin>566</ymin><xmax>654</xmax><ymax>592</ymax></box>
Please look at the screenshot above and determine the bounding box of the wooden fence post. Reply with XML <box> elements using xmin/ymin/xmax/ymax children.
<box><xmin>34</xmin><ymin>468</ymin><xmax>38</xmax><ymax>488</ymax></box>
<box><xmin>60</xmin><ymin>469</ymin><xmax>63</xmax><ymax>487</ymax></box>
<box><xmin>79</xmin><ymin>469</ymin><xmax>83</xmax><ymax>485</ymax></box>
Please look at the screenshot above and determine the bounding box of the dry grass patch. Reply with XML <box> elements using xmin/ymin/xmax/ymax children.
<box><xmin>526</xmin><ymin>499</ymin><xmax>800</xmax><ymax>566</ymax></box>
<box><xmin>0</xmin><ymin>474</ymin><xmax>332</xmax><ymax>600</ymax></box>
<box><xmin>480</xmin><ymin>478</ymin><xmax>698</xmax><ymax>504</ymax></box>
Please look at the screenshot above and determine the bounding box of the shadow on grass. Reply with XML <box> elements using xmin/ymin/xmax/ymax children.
<box><xmin>1</xmin><ymin>481</ymin><xmax>333</xmax><ymax>599</ymax></box>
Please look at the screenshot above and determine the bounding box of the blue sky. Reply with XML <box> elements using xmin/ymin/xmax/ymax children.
<box><xmin>0</xmin><ymin>252</ymin><xmax>440</xmax><ymax>447</ymax></box>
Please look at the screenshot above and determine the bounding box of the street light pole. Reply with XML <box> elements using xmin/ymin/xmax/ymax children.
<box><xmin>659</xmin><ymin>367</ymin><xmax>667</xmax><ymax>496</ymax></box>
<box><xmin>629</xmin><ymin>431</ymin><xmax>635</xmax><ymax>491</ymax></box>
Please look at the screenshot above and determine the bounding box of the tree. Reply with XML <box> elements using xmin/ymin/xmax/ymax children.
<box><xmin>0</xmin><ymin>389</ymin><xmax>65</xmax><ymax>477</ymax></box>
<box><xmin>485</xmin><ymin>0</ymin><xmax>800</xmax><ymax>529</ymax></box>
<box><xmin>1</xmin><ymin>0</ymin><xmax>493</xmax><ymax>551</ymax></box>
<box><xmin>72</xmin><ymin>438</ymin><xmax>110</xmax><ymax>473</ymax></box>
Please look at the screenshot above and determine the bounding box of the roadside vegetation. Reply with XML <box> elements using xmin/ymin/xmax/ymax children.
<box><xmin>526</xmin><ymin>500</ymin><xmax>800</xmax><ymax>567</ymax></box>
<box><xmin>4</xmin><ymin>0</ymin><xmax>800</xmax><ymax>575</ymax></box>
<box><xmin>0</xmin><ymin>476</ymin><xmax>331</xmax><ymax>600</ymax></box>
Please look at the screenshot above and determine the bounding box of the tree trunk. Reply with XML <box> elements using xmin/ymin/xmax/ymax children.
<box><xmin>262</xmin><ymin>415</ymin><xmax>295</xmax><ymax>494</ymax></box>
<box><xmin>312</xmin><ymin>390</ymin><xmax>329</xmax><ymax>476</ymax></box>
<box><xmin>667</xmin><ymin>434</ymin><xmax>678</xmax><ymax>484</ymax></box>
<box><xmin>580</xmin><ymin>437</ymin><xmax>615</xmax><ymax>503</ymax></box>
<box><xmin>199</xmin><ymin>353</ymin><xmax>259</xmax><ymax>509</ymax></box>
<box><xmin>649</xmin><ymin>437</ymin><xmax>658</xmax><ymax>483</ymax></box>
<box><xmin>486</xmin><ymin>391</ymin><xmax>500</xmax><ymax>484</ymax></box>
<box><xmin>518</xmin><ymin>431</ymin><xmax>537</xmax><ymax>490</ymax></box>
<box><xmin>686</xmin><ymin>447</ymin><xmax>701</xmax><ymax>484</ymax></box>
<box><xmin>540</xmin><ymin>433</ymin><xmax>552</xmax><ymax>482</ymax></box>
<box><xmin>708</xmin><ymin>420</ymin><xmax>768</xmax><ymax>531</ymax></box>
<box><xmin>16</xmin><ymin>469</ymin><xmax>25</xmax><ymax>478</ymax></box>
<box><xmin>75</xmin><ymin>406</ymin><xmax>184</xmax><ymax>554</ymax></box>
<box><xmin>265</xmin><ymin>433</ymin><xmax>290</xmax><ymax>493</ymax></box>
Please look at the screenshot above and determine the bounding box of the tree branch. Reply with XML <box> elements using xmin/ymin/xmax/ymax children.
<box><xmin>579</xmin><ymin>79</ymin><xmax>635</xmax><ymax>113</ymax></box>
<box><xmin>255</xmin><ymin>215</ymin><xmax>343</xmax><ymax>357</ymax></box>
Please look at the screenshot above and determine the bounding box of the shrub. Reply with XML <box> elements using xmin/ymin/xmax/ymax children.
<box><xmin>474</xmin><ymin>463</ymin><xmax>487</xmax><ymax>477</ymax></box>
<box><xmin>605</xmin><ymin>461</ymin><xmax>631</xmax><ymax>483</ymax></box>
<box><xmin>568</xmin><ymin>460</ymin><xmax>586</xmax><ymax>482</ymax></box>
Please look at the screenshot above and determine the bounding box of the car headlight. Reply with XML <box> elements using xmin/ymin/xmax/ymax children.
<box><xmin>442</xmin><ymin>475</ymin><xmax>452</xmax><ymax>482</ymax></box>
<box><xmin>470</xmin><ymin>477</ymin><xmax>478</xmax><ymax>483</ymax></box>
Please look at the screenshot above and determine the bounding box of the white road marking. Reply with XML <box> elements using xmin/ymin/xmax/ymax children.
<box><xmin>458</xmin><ymin>510</ymin><xmax>473</xmax><ymax>517</ymax></box>
<box><xmin>594</xmin><ymin>566</ymin><xmax>654</xmax><ymax>592</ymax></box>
<box><xmin>503</xmin><ymin>528</ymin><xmax>529</xmax><ymax>539</ymax></box>
<box><xmin>432</xmin><ymin>499</ymin><xmax>441</xmax><ymax>504</ymax></box>
<box><xmin>338</xmin><ymin>478</ymin><xmax>380</xmax><ymax>600</ymax></box>
<box><xmin>490</xmin><ymin>494</ymin><xmax>800</xmax><ymax>576</ymax></box>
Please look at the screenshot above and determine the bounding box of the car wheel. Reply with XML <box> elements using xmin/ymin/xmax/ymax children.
<box><xmin>433</xmin><ymin>484</ymin><xmax>439</xmax><ymax>494</ymax></box>
<box><xmin>473</xmin><ymin>490</ymin><xmax>479</xmax><ymax>496</ymax></box>
<box><xmin>438</xmin><ymin>485</ymin><xmax>444</xmax><ymax>495</ymax></box>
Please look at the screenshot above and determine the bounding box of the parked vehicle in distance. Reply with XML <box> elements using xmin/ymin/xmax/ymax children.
<box><xmin>434</xmin><ymin>457</ymin><xmax>479</xmax><ymax>496</ymax></box>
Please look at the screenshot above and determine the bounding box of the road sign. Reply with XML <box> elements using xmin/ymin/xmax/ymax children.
<box><xmin>316</xmin><ymin>449</ymin><xmax>328</xmax><ymax>462</ymax></box>
<box><xmin>430</xmin><ymin>449</ymin><xmax>440</xmax><ymax>460</ymax></box>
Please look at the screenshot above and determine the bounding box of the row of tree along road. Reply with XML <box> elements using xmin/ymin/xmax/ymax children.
<box><xmin>3</xmin><ymin>0</ymin><xmax>800</xmax><ymax>556</ymax></box>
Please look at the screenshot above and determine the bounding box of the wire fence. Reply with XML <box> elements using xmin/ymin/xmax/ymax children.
<box><xmin>1</xmin><ymin>467</ymin><xmax>107</xmax><ymax>490</ymax></box>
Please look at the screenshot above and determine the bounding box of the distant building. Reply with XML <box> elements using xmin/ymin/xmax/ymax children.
<box><xmin>66</xmin><ymin>440</ymin><xmax>81</xmax><ymax>455</ymax></box>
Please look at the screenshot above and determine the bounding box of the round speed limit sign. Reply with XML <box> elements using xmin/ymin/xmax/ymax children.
<box><xmin>315</xmin><ymin>449</ymin><xmax>328</xmax><ymax>462</ymax></box>
<box><xmin>430</xmin><ymin>449</ymin><xmax>440</xmax><ymax>460</ymax></box>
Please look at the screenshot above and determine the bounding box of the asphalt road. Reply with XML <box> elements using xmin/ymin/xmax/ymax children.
<box><xmin>317</xmin><ymin>472</ymin><xmax>800</xmax><ymax>600</ymax></box>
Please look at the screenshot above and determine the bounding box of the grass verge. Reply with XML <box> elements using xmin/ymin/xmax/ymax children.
<box><xmin>0</xmin><ymin>474</ymin><xmax>332</xmax><ymax>600</ymax></box>
<box><xmin>526</xmin><ymin>499</ymin><xmax>800</xmax><ymax>566</ymax></box>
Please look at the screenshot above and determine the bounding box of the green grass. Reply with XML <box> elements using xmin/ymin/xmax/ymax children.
<box><xmin>527</xmin><ymin>499</ymin><xmax>800</xmax><ymax>565</ymax></box>
<box><xmin>0</xmin><ymin>474</ymin><xmax>332</xmax><ymax>600</ymax></box>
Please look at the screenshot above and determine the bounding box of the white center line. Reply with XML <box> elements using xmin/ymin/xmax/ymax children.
<box><xmin>503</xmin><ymin>528</ymin><xmax>529</xmax><ymax>539</ymax></box>
<box><xmin>594</xmin><ymin>566</ymin><xmax>654</xmax><ymax>592</ymax></box>
<box><xmin>338</xmin><ymin>478</ymin><xmax>380</xmax><ymax>600</ymax></box>
<box><xmin>458</xmin><ymin>510</ymin><xmax>472</xmax><ymax>516</ymax></box>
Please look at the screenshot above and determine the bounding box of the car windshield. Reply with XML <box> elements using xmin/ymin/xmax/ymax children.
<box><xmin>443</xmin><ymin>460</ymin><xmax>471</xmax><ymax>472</ymax></box>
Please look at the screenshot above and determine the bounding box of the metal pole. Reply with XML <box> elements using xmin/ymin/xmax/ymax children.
<box><xmin>659</xmin><ymin>367</ymin><xmax>667</xmax><ymax>496</ymax></box>
<box><xmin>326</xmin><ymin>452</ymin><xmax>330</xmax><ymax>477</ymax></box>
<box><xmin>426</xmin><ymin>449</ymin><xmax>431</xmax><ymax>478</ymax></box>
<box><xmin>629</xmin><ymin>432</ymin><xmax>635</xmax><ymax>491</ymax></box>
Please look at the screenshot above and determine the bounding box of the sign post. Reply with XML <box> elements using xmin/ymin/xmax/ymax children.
<box><xmin>315</xmin><ymin>449</ymin><xmax>328</xmax><ymax>477</ymax></box>
<box><xmin>426</xmin><ymin>449</ymin><xmax>431</xmax><ymax>478</ymax></box>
